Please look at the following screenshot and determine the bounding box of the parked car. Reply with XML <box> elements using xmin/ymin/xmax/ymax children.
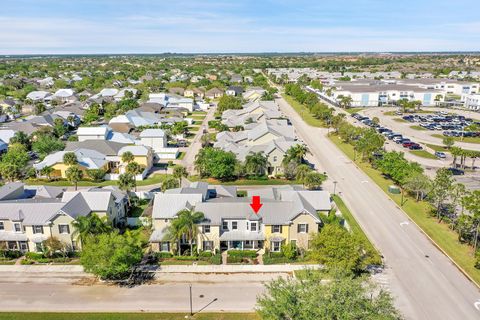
<box><xmin>435</xmin><ymin>151</ymin><xmax>447</xmax><ymax>159</ymax></box>
<box><xmin>447</xmin><ymin>167</ymin><xmax>465</xmax><ymax>175</ymax></box>
<box><xmin>402</xmin><ymin>142</ymin><xmax>415</xmax><ymax>148</ymax></box>
<box><xmin>409</xmin><ymin>144</ymin><xmax>423</xmax><ymax>150</ymax></box>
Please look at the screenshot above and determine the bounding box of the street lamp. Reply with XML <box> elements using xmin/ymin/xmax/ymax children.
<box><xmin>333</xmin><ymin>181</ymin><xmax>338</xmax><ymax>196</ymax></box>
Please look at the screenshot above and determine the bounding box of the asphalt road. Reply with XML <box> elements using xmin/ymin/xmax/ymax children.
<box><xmin>0</xmin><ymin>281</ymin><xmax>263</xmax><ymax>313</ymax></box>
<box><xmin>276</xmin><ymin>96</ymin><xmax>480</xmax><ymax>320</ymax></box>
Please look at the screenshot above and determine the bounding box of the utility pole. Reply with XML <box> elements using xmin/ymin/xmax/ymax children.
<box><xmin>333</xmin><ymin>181</ymin><xmax>338</xmax><ymax>195</ymax></box>
<box><xmin>189</xmin><ymin>283</ymin><xmax>193</xmax><ymax>316</ymax></box>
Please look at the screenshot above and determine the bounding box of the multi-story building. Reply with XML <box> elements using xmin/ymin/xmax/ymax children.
<box><xmin>0</xmin><ymin>183</ymin><xmax>127</xmax><ymax>253</ymax></box>
<box><xmin>149</xmin><ymin>183</ymin><xmax>331</xmax><ymax>253</ymax></box>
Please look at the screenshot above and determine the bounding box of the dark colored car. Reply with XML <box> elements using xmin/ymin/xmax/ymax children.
<box><xmin>409</xmin><ymin>144</ymin><xmax>422</xmax><ymax>150</ymax></box>
<box><xmin>402</xmin><ymin>142</ymin><xmax>415</xmax><ymax>148</ymax></box>
<box><xmin>447</xmin><ymin>167</ymin><xmax>465</xmax><ymax>175</ymax></box>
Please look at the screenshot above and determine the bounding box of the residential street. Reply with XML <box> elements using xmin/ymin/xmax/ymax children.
<box><xmin>275</xmin><ymin>96</ymin><xmax>480</xmax><ymax>320</ymax></box>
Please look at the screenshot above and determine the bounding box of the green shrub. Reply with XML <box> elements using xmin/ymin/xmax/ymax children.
<box><xmin>228</xmin><ymin>250</ymin><xmax>257</xmax><ymax>258</ymax></box>
<box><xmin>227</xmin><ymin>256</ymin><xmax>244</xmax><ymax>264</ymax></box>
<box><xmin>156</xmin><ymin>252</ymin><xmax>173</xmax><ymax>259</ymax></box>
<box><xmin>268</xmin><ymin>252</ymin><xmax>285</xmax><ymax>259</ymax></box>
<box><xmin>20</xmin><ymin>259</ymin><xmax>35</xmax><ymax>265</ymax></box>
<box><xmin>263</xmin><ymin>256</ymin><xmax>292</xmax><ymax>265</ymax></box>
<box><xmin>0</xmin><ymin>250</ymin><xmax>22</xmax><ymax>259</ymax></box>
<box><xmin>25</xmin><ymin>252</ymin><xmax>44</xmax><ymax>260</ymax></box>
<box><xmin>199</xmin><ymin>251</ymin><xmax>213</xmax><ymax>258</ymax></box>
<box><xmin>281</xmin><ymin>244</ymin><xmax>297</xmax><ymax>260</ymax></box>
<box><xmin>210</xmin><ymin>254</ymin><xmax>222</xmax><ymax>265</ymax></box>
<box><xmin>174</xmin><ymin>256</ymin><xmax>199</xmax><ymax>261</ymax></box>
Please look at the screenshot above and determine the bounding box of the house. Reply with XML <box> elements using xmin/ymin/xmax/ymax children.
<box><xmin>149</xmin><ymin>183</ymin><xmax>331</xmax><ymax>253</ymax></box>
<box><xmin>90</xmin><ymin>88</ymin><xmax>119</xmax><ymax>101</ymax></box>
<box><xmin>462</xmin><ymin>93</ymin><xmax>480</xmax><ymax>111</ymax></box>
<box><xmin>168</xmin><ymin>87</ymin><xmax>185</xmax><ymax>96</ymax></box>
<box><xmin>77</xmin><ymin>126</ymin><xmax>109</xmax><ymax>141</ymax></box>
<box><xmin>0</xmin><ymin>187</ymin><xmax>126</xmax><ymax>252</ymax></box>
<box><xmin>139</xmin><ymin>129</ymin><xmax>179</xmax><ymax>160</ymax></box>
<box><xmin>114</xmin><ymin>88</ymin><xmax>138</xmax><ymax>101</ymax></box>
<box><xmin>33</xmin><ymin>148</ymin><xmax>109</xmax><ymax>179</ymax></box>
<box><xmin>53</xmin><ymin>89</ymin><xmax>76</xmax><ymax>103</ymax></box>
<box><xmin>243</xmin><ymin>87</ymin><xmax>266</xmax><ymax>101</ymax></box>
<box><xmin>37</xmin><ymin>77</ymin><xmax>54</xmax><ymax>88</ymax></box>
<box><xmin>230</xmin><ymin>74</ymin><xmax>243</xmax><ymax>83</ymax></box>
<box><xmin>26</xmin><ymin>91</ymin><xmax>52</xmax><ymax>102</ymax></box>
<box><xmin>205</xmin><ymin>88</ymin><xmax>224</xmax><ymax>99</ymax></box>
<box><xmin>184</xmin><ymin>88</ymin><xmax>205</xmax><ymax>98</ymax></box>
<box><xmin>226</xmin><ymin>86</ymin><xmax>244</xmax><ymax>96</ymax></box>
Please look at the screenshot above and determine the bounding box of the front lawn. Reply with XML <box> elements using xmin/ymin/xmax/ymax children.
<box><xmin>189</xmin><ymin>176</ymin><xmax>301</xmax><ymax>186</ymax></box>
<box><xmin>0</xmin><ymin>313</ymin><xmax>259</xmax><ymax>320</ymax></box>
<box><xmin>26</xmin><ymin>174</ymin><xmax>170</xmax><ymax>188</ymax></box>
<box><xmin>409</xmin><ymin>150</ymin><xmax>438</xmax><ymax>159</ymax></box>
<box><xmin>392</xmin><ymin>118</ymin><xmax>408</xmax><ymax>123</ymax></box>
<box><xmin>282</xmin><ymin>94</ymin><xmax>325</xmax><ymax>128</ymax></box>
<box><xmin>329</xmin><ymin>134</ymin><xmax>480</xmax><ymax>285</ymax></box>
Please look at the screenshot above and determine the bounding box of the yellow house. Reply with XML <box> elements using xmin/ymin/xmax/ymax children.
<box><xmin>149</xmin><ymin>184</ymin><xmax>331</xmax><ymax>254</ymax></box>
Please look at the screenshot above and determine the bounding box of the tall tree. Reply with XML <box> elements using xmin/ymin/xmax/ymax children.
<box><xmin>244</xmin><ymin>152</ymin><xmax>269</xmax><ymax>177</ymax></box>
<box><xmin>63</xmin><ymin>152</ymin><xmax>78</xmax><ymax>166</ymax></box>
<box><xmin>65</xmin><ymin>165</ymin><xmax>83</xmax><ymax>190</ymax></box>
<box><xmin>72</xmin><ymin>214</ymin><xmax>113</xmax><ymax>245</ymax></box>
<box><xmin>118</xmin><ymin>173</ymin><xmax>135</xmax><ymax>206</ymax></box>
<box><xmin>172</xmin><ymin>165</ymin><xmax>189</xmax><ymax>186</ymax></box>
<box><xmin>463</xmin><ymin>190</ymin><xmax>480</xmax><ymax>252</ymax></box>
<box><xmin>126</xmin><ymin>161</ymin><xmax>143</xmax><ymax>192</ymax></box>
<box><xmin>175</xmin><ymin>209</ymin><xmax>205</xmax><ymax>256</ymax></box>
<box><xmin>430</xmin><ymin>168</ymin><xmax>454</xmax><ymax>221</ymax></box>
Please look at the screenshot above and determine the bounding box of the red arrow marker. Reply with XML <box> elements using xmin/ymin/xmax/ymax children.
<box><xmin>250</xmin><ymin>196</ymin><xmax>263</xmax><ymax>214</ymax></box>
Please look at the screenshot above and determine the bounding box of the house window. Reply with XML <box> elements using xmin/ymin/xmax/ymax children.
<box><xmin>19</xmin><ymin>242</ymin><xmax>28</xmax><ymax>251</ymax></box>
<box><xmin>272</xmin><ymin>225</ymin><xmax>282</xmax><ymax>233</ymax></box>
<box><xmin>250</xmin><ymin>222</ymin><xmax>258</xmax><ymax>232</ymax></box>
<box><xmin>273</xmin><ymin>156</ymin><xmax>277</xmax><ymax>162</ymax></box>
<box><xmin>14</xmin><ymin>223</ymin><xmax>21</xmax><ymax>232</ymax></box>
<box><xmin>35</xmin><ymin>243</ymin><xmax>43</xmax><ymax>252</ymax></box>
<box><xmin>202</xmin><ymin>225</ymin><xmax>211</xmax><ymax>233</ymax></box>
<box><xmin>232</xmin><ymin>221</ymin><xmax>238</xmax><ymax>230</ymax></box>
<box><xmin>8</xmin><ymin>241</ymin><xmax>17</xmax><ymax>250</ymax></box>
<box><xmin>33</xmin><ymin>225</ymin><xmax>44</xmax><ymax>234</ymax></box>
<box><xmin>297</xmin><ymin>224</ymin><xmax>309</xmax><ymax>233</ymax></box>
<box><xmin>291</xmin><ymin>240</ymin><xmax>297</xmax><ymax>248</ymax></box>
<box><xmin>160</xmin><ymin>242</ymin><xmax>170</xmax><ymax>252</ymax></box>
<box><xmin>203</xmin><ymin>241</ymin><xmax>214</xmax><ymax>251</ymax></box>
<box><xmin>58</xmin><ymin>225</ymin><xmax>70</xmax><ymax>234</ymax></box>
<box><xmin>0</xmin><ymin>222</ymin><xmax>4</xmax><ymax>230</ymax></box>
<box><xmin>222</xmin><ymin>221</ymin><xmax>229</xmax><ymax>231</ymax></box>
<box><xmin>271</xmin><ymin>241</ymin><xmax>281</xmax><ymax>252</ymax></box>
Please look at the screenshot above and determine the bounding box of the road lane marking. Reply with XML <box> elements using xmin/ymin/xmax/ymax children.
<box><xmin>400</xmin><ymin>221</ymin><xmax>410</xmax><ymax>227</ymax></box>
<box><xmin>474</xmin><ymin>299</ymin><xmax>480</xmax><ymax>311</ymax></box>
<box><xmin>361</xmin><ymin>180</ymin><xmax>369</xmax><ymax>184</ymax></box>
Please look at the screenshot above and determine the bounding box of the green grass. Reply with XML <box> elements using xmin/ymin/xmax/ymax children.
<box><xmin>410</xmin><ymin>125</ymin><xmax>427</xmax><ymax>131</ymax></box>
<box><xmin>425</xmin><ymin>144</ymin><xmax>450</xmax><ymax>152</ymax></box>
<box><xmin>392</xmin><ymin>118</ymin><xmax>408</xmax><ymax>123</ymax></box>
<box><xmin>332</xmin><ymin>195</ymin><xmax>382</xmax><ymax>265</ymax></box>
<box><xmin>0</xmin><ymin>313</ymin><xmax>259</xmax><ymax>320</ymax></box>
<box><xmin>177</xmin><ymin>151</ymin><xmax>186</xmax><ymax>160</ymax></box>
<box><xmin>192</xmin><ymin>115</ymin><xmax>206</xmax><ymax>121</ymax></box>
<box><xmin>432</xmin><ymin>134</ymin><xmax>480</xmax><ymax>144</ymax></box>
<box><xmin>329</xmin><ymin>134</ymin><xmax>480</xmax><ymax>285</ymax></box>
<box><xmin>344</xmin><ymin>108</ymin><xmax>364</xmax><ymax>114</ymax></box>
<box><xmin>129</xmin><ymin>199</ymin><xmax>150</xmax><ymax>218</ymax></box>
<box><xmin>410</xmin><ymin>150</ymin><xmax>438</xmax><ymax>159</ymax></box>
<box><xmin>189</xmin><ymin>176</ymin><xmax>300</xmax><ymax>186</ymax></box>
<box><xmin>26</xmin><ymin>174</ymin><xmax>170</xmax><ymax>188</ymax></box>
<box><xmin>282</xmin><ymin>94</ymin><xmax>325</xmax><ymax>128</ymax></box>
<box><xmin>383</xmin><ymin>111</ymin><xmax>397</xmax><ymax>116</ymax></box>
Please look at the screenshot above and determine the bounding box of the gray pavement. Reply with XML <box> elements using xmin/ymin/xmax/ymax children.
<box><xmin>276</xmin><ymin>96</ymin><xmax>480</xmax><ymax>320</ymax></box>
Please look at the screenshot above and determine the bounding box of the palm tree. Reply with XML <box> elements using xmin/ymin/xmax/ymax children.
<box><xmin>176</xmin><ymin>209</ymin><xmax>205</xmax><ymax>256</ymax></box>
<box><xmin>161</xmin><ymin>176</ymin><xmax>180</xmax><ymax>192</ymax></box>
<box><xmin>126</xmin><ymin>161</ymin><xmax>143</xmax><ymax>192</ymax></box>
<box><xmin>173</xmin><ymin>165</ymin><xmax>189</xmax><ymax>186</ymax></box>
<box><xmin>283</xmin><ymin>144</ymin><xmax>309</xmax><ymax>166</ymax></box>
<box><xmin>244</xmin><ymin>152</ymin><xmax>269</xmax><ymax>177</ymax></box>
<box><xmin>63</xmin><ymin>152</ymin><xmax>78</xmax><ymax>166</ymax></box>
<box><xmin>118</xmin><ymin>173</ymin><xmax>135</xmax><ymax>206</ymax></box>
<box><xmin>65</xmin><ymin>165</ymin><xmax>83</xmax><ymax>190</ymax></box>
<box><xmin>163</xmin><ymin>219</ymin><xmax>184</xmax><ymax>256</ymax></box>
<box><xmin>72</xmin><ymin>214</ymin><xmax>112</xmax><ymax>245</ymax></box>
<box><xmin>121</xmin><ymin>151</ymin><xmax>134</xmax><ymax>164</ymax></box>
<box><xmin>295</xmin><ymin>164</ymin><xmax>312</xmax><ymax>186</ymax></box>
<box><xmin>40</xmin><ymin>165</ymin><xmax>54</xmax><ymax>181</ymax></box>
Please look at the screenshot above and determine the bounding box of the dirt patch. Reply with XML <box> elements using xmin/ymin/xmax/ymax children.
<box><xmin>72</xmin><ymin>277</ymin><xmax>98</xmax><ymax>286</ymax></box>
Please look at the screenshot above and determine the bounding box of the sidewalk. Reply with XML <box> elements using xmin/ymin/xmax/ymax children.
<box><xmin>0</xmin><ymin>263</ymin><xmax>319</xmax><ymax>274</ymax></box>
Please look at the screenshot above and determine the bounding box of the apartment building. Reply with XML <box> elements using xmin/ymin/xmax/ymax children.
<box><xmin>0</xmin><ymin>183</ymin><xmax>127</xmax><ymax>252</ymax></box>
<box><xmin>149</xmin><ymin>183</ymin><xmax>331</xmax><ymax>253</ymax></box>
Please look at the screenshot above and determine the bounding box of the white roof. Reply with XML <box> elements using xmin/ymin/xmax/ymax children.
<box><xmin>54</xmin><ymin>89</ymin><xmax>74</xmax><ymax>98</ymax></box>
<box><xmin>152</xmin><ymin>193</ymin><xmax>203</xmax><ymax>219</ymax></box>
<box><xmin>118</xmin><ymin>145</ymin><xmax>150</xmax><ymax>156</ymax></box>
<box><xmin>99</xmin><ymin>88</ymin><xmax>119</xmax><ymax>97</ymax></box>
<box><xmin>139</xmin><ymin>128</ymin><xmax>166</xmax><ymax>138</ymax></box>
<box><xmin>77</xmin><ymin>126</ymin><xmax>109</xmax><ymax>136</ymax></box>
<box><xmin>0</xmin><ymin>130</ymin><xmax>16</xmax><ymax>144</ymax></box>
<box><xmin>26</xmin><ymin>91</ymin><xmax>51</xmax><ymax>101</ymax></box>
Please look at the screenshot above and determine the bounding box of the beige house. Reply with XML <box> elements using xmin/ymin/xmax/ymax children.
<box><xmin>0</xmin><ymin>185</ymin><xmax>127</xmax><ymax>253</ymax></box>
<box><xmin>149</xmin><ymin>183</ymin><xmax>331</xmax><ymax>253</ymax></box>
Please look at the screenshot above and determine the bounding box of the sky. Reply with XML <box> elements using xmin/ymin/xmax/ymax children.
<box><xmin>1</xmin><ymin>0</ymin><xmax>479</xmax><ymax>54</ymax></box>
